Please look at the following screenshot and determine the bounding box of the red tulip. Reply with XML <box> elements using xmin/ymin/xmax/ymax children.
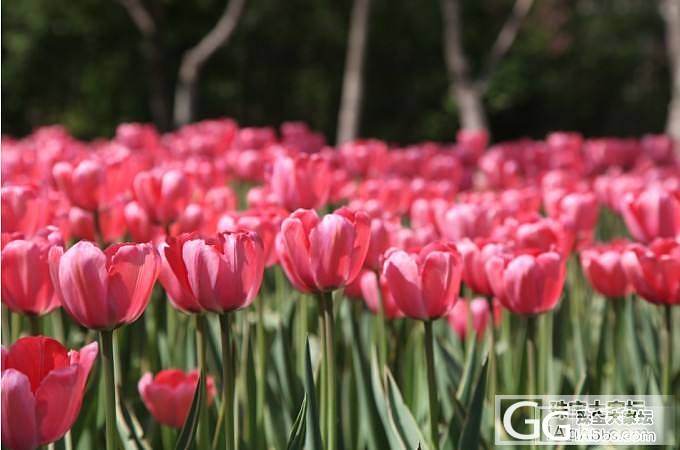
<box><xmin>1</xmin><ymin>186</ymin><xmax>54</xmax><ymax>235</ymax></box>
<box><xmin>159</xmin><ymin>231</ymin><xmax>265</xmax><ymax>313</ymax></box>
<box><xmin>382</xmin><ymin>241</ymin><xmax>462</xmax><ymax>320</ymax></box>
<box><xmin>447</xmin><ymin>297</ymin><xmax>501</xmax><ymax>340</ymax></box>
<box><xmin>269</xmin><ymin>153</ymin><xmax>330</xmax><ymax>211</ymax></box>
<box><xmin>138</xmin><ymin>369</ymin><xmax>217</xmax><ymax>429</ymax></box>
<box><xmin>132</xmin><ymin>169</ymin><xmax>191</xmax><ymax>226</ymax></box>
<box><xmin>359</xmin><ymin>269</ymin><xmax>403</xmax><ymax>319</ymax></box>
<box><xmin>1</xmin><ymin>336</ymin><xmax>98</xmax><ymax>450</ymax></box>
<box><xmin>485</xmin><ymin>248</ymin><xmax>566</xmax><ymax>315</ymax></box>
<box><xmin>276</xmin><ymin>208</ymin><xmax>370</xmax><ymax>293</ymax></box>
<box><xmin>456</xmin><ymin>238</ymin><xmax>505</xmax><ymax>296</ymax></box>
<box><xmin>621</xmin><ymin>238</ymin><xmax>680</xmax><ymax>305</ymax></box>
<box><xmin>2</xmin><ymin>231</ymin><xmax>63</xmax><ymax>316</ymax></box>
<box><xmin>52</xmin><ymin>159</ymin><xmax>104</xmax><ymax>211</ymax></box>
<box><xmin>580</xmin><ymin>240</ymin><xmax>630</xmax><ymax>298</ymax></box>
<box><xmin>620</xmin><ymin>186</ymin><xmax>680</xmax><ymax>243</ymax></box>
<box><xmin>48</xmin><ymin>241</ymin><xmax>160</xmax><ymax>329</ymax></box>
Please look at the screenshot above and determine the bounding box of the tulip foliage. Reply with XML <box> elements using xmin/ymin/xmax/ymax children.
<box><xmin>1</xmin><ymin>123</ymin><xmax>679</xmax><ymax>450</ymax></box>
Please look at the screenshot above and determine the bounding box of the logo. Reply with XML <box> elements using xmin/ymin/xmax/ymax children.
<box><xmin>495</xmin><ymin>395</ymin><xmax>675</xmax><ymax>446</ymax></box>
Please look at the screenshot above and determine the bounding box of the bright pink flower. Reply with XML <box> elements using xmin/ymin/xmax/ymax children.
<box><xmin>269</xmin><ymin>154</ymin><xmax>330</xmax><ymax>211</ymax></box>
<box><xmin>382</xmin><ymin>242</ymin><xmax>462</xmax><ymax>320</ymax></box>
<box><xmin>2</xmin><ymin>232</ymin><xmax>63</xmax><ymax>316</ymax></box>
<box><xmin>364</xmin><ymin>216</ymin><xmax>392</xmax><ymax>271</ymax></box>
<box><xmin>456</xmin><ymin>238</ymin><xmax>505</xmax><ymax>296</ymax></box>
<box><xmin>359</xmin><ymin>270</ymin><xmax>403</xmax><ymax>319</ymax></box>
<box><xmin>52</xmin><ymin>159</ymin><xmax>104</xmax><ymax>211</ymax></box>
<box><xmin>544</xmin><ymin>190</ymin><xmax>599</xmax><ymax>245</ymax></box>
<box><xmin>66</xmin><ymin>207</ymin><xmax>96</xmax><ymax>242</ymax></box>
<box><xmin>49</xmin><ymin>241</ymin><xmax>160</xmax><ymax>330</ymax></box>
<box><xmin>339</xmin><ymin>139</ymin><xmax>388</xmax><ymax>178</ymax></box>
<box><xmin>276</xmin><ymin>208</ymin><xmax>370</xmax><ymax>293</ymax></box>
<box><xmin>621</xmin><ymin>239</ymin><xmax>680</xmax><ymax>305</ymax></box>
<box><xmin>159</xmin><ymin>232</ymin><xmax>265</xmax><ymax>313</ymax></box>
<box><xmin>1</xmin><ymin>336</ymin><xmax>98</xmax><ymax>450</ymax></box>
<box><xmin>217</xmin><ymin>209</ymin><xmax>283</xmax><ymax>267</ymax></box>
<box><xmin>485</xmin><ymin>249</ymin><xmax>566</xmax><ymax>315</ymax></box>
<box><xmin>1</xmin><ymin>186</ymin><xmax>54</xmax><ymax>235</ymax></box>
<box><xmin>456</xmin><ymin>129</ymin><xmax>488</xmax><ymax>164</ymax></box>
<box><xmin>132</xmin><ymin>169</ymin><xmax>191</xmax><ymax>226</ymax></box>
<box><xmin>620</xmin><ymin>186</ymin><xmax>680</xmax><ymax>243</ymax></box>
<box><xmin>138</xmin><ymin>369</ymin><xmax>216</xmax><ymax>429</ymax></box>
<box><xmin>447</xmin><ymin>297</ymin><xmax>501</xmax><ymax>340</ymax></box>
<box><xmin>580</xmin><ymin>240</ymin><xmax>630</xmax><ymax>298</ymax></box>
<box><xmin>124</xmin><ymin>201</ymin><xmax>160</xmax><ymax>243</ymax></box>
<box><xmin>437</xmin><ymin>202</ymin><xmax>500</xmax><ymax>242</ymax></box>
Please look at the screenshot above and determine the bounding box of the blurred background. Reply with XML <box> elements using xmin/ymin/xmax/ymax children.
<box><xmin>2</xmin><ymin>0</ymin><xmax>675</xmax><ymax>144</ymax></box>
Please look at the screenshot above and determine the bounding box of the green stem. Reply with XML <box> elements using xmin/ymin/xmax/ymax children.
<box><xmin>318</xmin><ymin>295</ymin><xmax>328</xmax><ymax>447</ymax></box>
<box><xmin>11</xmin><ymin>312</ymin><xmax>22</xmax><ymax>342</ymax></box>
<box><xmin>196</xmin><ymin>315</ymin><xmax>210</xmax><ymax>450</ymax></box>
<box><xmin>424</xmin><ymin>320</ymin><xmax>440</xmax><ymax>450</ymax></box>
<box><xmin>526</xmin><ymin>316</ymin><xmax>537</xmax><ymax>397</ymax></box>
<box><xmin>322</xmin><ymin>292</ymin><xmax>337</xmax><ymax>450</ymax></box>
<box><xmin>255</xmin><ymin>297</ymin><xmax>266</xmax><ymax>448</ymax></box>
<box><xmin>28</xmin><ymin>315</ymin><xmax>40</xmax><ymax>336</ymax></box>
<box><xmin>486</xmin><ymin>297</ymin><xmax>497</xmax><ymax>397</ymax></box>
<box><xmin>93</xmin><ymin>208</ymin><xmax>104</xmax><ymax>247</ymax></box>
<box><xmin>219</xmin><ymin>313</ymin><xmax>235</xmax><ymax>450</ymax></box>
<box><xmin>100</xmin><ymin>330</ymin><xmax>117</xmax><ymax>450</ymax></box>
<box><xmin>663</xmin><ymin>305</ymin><xmax>673</xmax><ymax>396</ymax></box>
<box><xmin>374</xmin><ymin>270</ymin><xmax>388</xmax><ymax>372</ymax></box>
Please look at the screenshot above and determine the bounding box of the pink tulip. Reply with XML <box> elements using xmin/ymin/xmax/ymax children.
<box><xmin>269</xmin><ymin>153</ymin><xmax>330</xmax><ymax>211</ymax></box>
<box><xmin>159</xmin><ymin>231</ymin><xmax>265</xmax><ymax>313</ymax></box>
<box><xmin>1</xmin><ymin>186</ymin><xmax>54</xmax><ymax>235</ymax></box>
<box><xmin>544</xmin><ymin>190</ymin><xmax>599</xmax><ymax>244</ymax></box>
<box><xmin>456</xmin><ymin>238</ymin><xmax>505</xmax><ymax>296</ymax></box>
<box><xmin>138</xmin><ymin>369</ymin><xmax>217</xmax><ymax>429</ymax></box>
<box><xmin>359</xmin><ymin>269</ymin><xmax>403</xmax><ymax>319</ymax></box>
<box><xmin>339</xmin><ymin>139</ymin><xmax>388</xmax><ymax>178</ymax></box>
<box><xmin>447</xmin><ymin>297</ymin><xmax>501</xmax><ymax>340</ymax></box>
<box><xmin>485</xmin><ymin>249</ymin><xmax>566</xmax><ymax>315</ymax></box>
<box><xmin>2</xmin><ymin>231</ymin><xmax>63</xmax><ymax>316</ymax></box>
<box><xmin>382</xmin><ymin>241</ymin><xmax>462</xmax><ymax>320</ymax></box>
<box><xmin>580</xmin><ymin>240</ymin><xmax>630</xmax><ymax>298</ymax></box>
<box><xmin>48</xmin><ymin>241</ymin><xmax>160</xmax><ymax>329</ymax></box>
<box><xmin>364</xmin><ymin>216</ymin><xmax>392</xmax><ymax>271</ymax></box>
<box><xmin>66</xmin><ymin>207</ymin><xmax>96</xmax><ymax>242</ymax></box>
<box><xmin>217</xmin><ymin>209</ymin><xmax>283</xmax><ymax>267</ymax></box>
<box><xmin>621</xmin><ymin>238</ymin><xmax>680</xmax><ymax>305</ymax></box>
<box><xmin>436</xmin><ymin>202</ymin><xmax>500</xmax><ymax>242</ymax></box>
<box><xmin>1</xmin><ymin>336</ymin><xmax>98</xmax><ymax>450</ymax></box>
<box><xmin>620</xmin><ymin>186</ymin><xmax>680</xmax><ymax>243</ymax></box>
<box><xmin>124</xmin><ymin>201</ymin><xmax>160</xmax><ymax>242</ymax></box>
<box><xmin>276</xmin><ymin>208</ymin><xmax>370</xmax><ymax>293</ymax></box>
<box><xmin>132</xmin><ymin>169</ymin><xmax>191</xmax><ymax>226</ymax></box>
<box><xmin>52</xmin><ymin>159</ymin><xmax>104</xmax><ymax>211</ymax></box>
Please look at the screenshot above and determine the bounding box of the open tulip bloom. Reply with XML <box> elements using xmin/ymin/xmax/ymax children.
<box><xmin>1</xmin><ymin>123</ymin><xmax>679</xmax><ymax>450</ymax></box>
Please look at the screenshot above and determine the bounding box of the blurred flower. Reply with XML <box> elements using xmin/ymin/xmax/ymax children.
<box><xmin>138</xmin><ymin>369</ymin><xmax>216</xmax><ymax>429</ymax></box>
<box><xmin>1</xmin><ymin>336</ymin><xmax>98</xmax><ymax>450</ymax></box>
<box><xmin>620</xmin><ymin>186</ymin><xmax>680</xmax><ymax>243</ymax></box>
<box><xmin>621</xmin><ymin>238</ymin><xmax>680</xmax><ymax>305</ymax></box>
<box><xmin>132</xmin><ymin>168</ymin><xmax>191</xmax><ymax>226</ymax></box>
<box><xmin>52</xmin><ymin>159</ymin><xmax>104</xmax><ymax>211</ymax></box>
<box><xmin>580</xmin><ymin>240</ymin><xmax>630</xmax><ymax>298</ymax></box>
<box><xmin>447</xmin><ymin>297</ymin><xmax>501</xmax><ymax>340</ymax></box>
<box><xmin>269</xmin><ymin>153</ymin><xmax>330</xmax><ymax>211</ymax></box>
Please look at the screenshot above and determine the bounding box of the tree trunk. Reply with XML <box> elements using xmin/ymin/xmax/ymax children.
<box><xmin>661</xmin><ymin>0</ymin><xmax>680</xmax><ymax>139</ymax></box>
<box><xmin>336</xmin><ymin>0</ymin><xmax>372</xmax><ymax>145</ymax></box>
<box><xmin>440</xmin><ymin>0</ymin><xmax>488</xmax><ymax>131</ymax></box>
<box><xmin>174</xmin><ymin>0</ymin><xmax>247</xmax><ymax>127</ymax></box>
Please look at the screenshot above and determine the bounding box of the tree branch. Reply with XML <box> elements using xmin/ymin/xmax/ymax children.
<box><xmin>174</xmin><ymin>0</ymin><xmax>247</xmax><ymax>126</ymax></box>
<box><xmin>479</xmin><ymin>0</ymin><xmax>534</xmax><ymax>92</ymax></box>
<box><xmin>661</xmin><ymin>0</ymin><xmax>680</xmax><ymax>138</ymax></box>
<box><xmin>117</xmin><ymin>0</ymin><xmax>156</xmax><ymax>36</ymax></box>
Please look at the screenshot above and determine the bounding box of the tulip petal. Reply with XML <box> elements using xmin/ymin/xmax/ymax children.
<box><xmin>1</xmin><ymin>369</ymin><xmax>39</xmax><ymax>450</ymax></box>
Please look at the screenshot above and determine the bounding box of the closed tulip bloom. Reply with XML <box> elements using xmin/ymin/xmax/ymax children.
<box><xmin>364</xmin><ymin>216</ymin><xmax>392</xmax><ymax>271</ymax></box>
<box><xmin>269</xmin><ymin>153</ymin><xmax>330</xmax><ymax>211</ymax></box>
<box><xmin>359</xmin><ymin>269</ymin><xmax>403</xmax><ymax>319</ymax></box>
<box><xmin>436</xmin><ymin>202</ymin><xmax>499</xmax><ymax>242</ymax></box>
<box><xmin>580</xmin><ymin>240</ymin><xmax>630</xmax><ymax>298</ymax></box>
<box><xmin>620</xmin><ymin>186</ymin><xmax>680</xmax><ymax>243</ymax></box>
<box><xmin>159</xmin><ymin>231</ymin><xmax>265</xmax><ymax>314</ymax></box>
<box><xmin>621</xmin><ymin>239</ymin><xmax>680</xmax><ymax>305</ymax></box>
<box><xmin>138</xmin><ymin>369</ymin><xmax>217</xmax><ymax>429</ymax></box>
<box><xmin>485</xmin><ymin>249</ymin><xmax>566</xmax><ymax>315</ymax></box>
<box><xmin>48</xmin><ymin>241</ymin><xmax>160</xmax><ymax>330</ymax></box>
<box><xmin>132</xmin><ymin>169</ymin><xmax>191</xmax><ymax>226</ymax></box>
<box><xmin>2</xmin><ymin>232</ymin><xmax>63</xmax><ymax>316</ymax></box>
<box><xmin>124</xmin><ymin>201</ymin><xmax>159</xmax><ymax>243</ymax></box>
<box><xmin>1</xmin><ymin>336</ymin><xmax>98</xmax><ymax>450</ymax></box>
<box><xmin>66</xmin><ymin>207</ymin><xmax>96</xmax><ymax>242</ymax></box>
<box><xmin>382</xmin><ymin>241</ymin><xmax>462</xmax><ymax>320</ymax></box>
<box><xmin>276</xmin><ymin>208</ymin><xmax>370</xmax><ymax>293</ymax></box>
<box><xmin>447</xmin><ymin>297</ymin><xmax>500</xmax><ymax>340</ymax></box>
<box><xmin>456</xmin><ymin>238</ymin><xmax>505</xmax><ymax>296</ymax></box>
<box><xmin>52</xmin><ymin>160</ymin><xmax>104</xmax><ymax>211</ymax></box>
<box><xmin>545</xmin><ymin>190</ymin><xmax>599</xmax><ymax>244</ymax></box>
<box><xmin>1</xmin><ymin>186</ymin><xmax>53</xmax><ymax>235</ymax></box>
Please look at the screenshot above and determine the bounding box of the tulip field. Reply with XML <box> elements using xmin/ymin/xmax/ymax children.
<box><xmin>1</xmin><ymin>122</ymin><xmax>679</xmax><ymax>450</ymax></box>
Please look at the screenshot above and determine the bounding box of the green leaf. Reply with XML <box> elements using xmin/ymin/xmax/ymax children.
<box><xmin>304</xmin><ymin>339</ymin><xmax>323</xmax><ymax>450</ymax></box>
<box><xmin>115</xmin><ymin>386</ymin><xmax>152</xmax><ymax>450</ymax></box>
<box><xmin>175</xmin><ymin>369</ymin><xmax>205</xmax><ymax>450</ymax></box>
<box><xmin>457</xmin><ymin>358</ymin><xmax>488</xmax><ymax>450</ymax></box>
<box><xmin>286</xmin><ymin>395</ymin><xmax>308</xmax><ymax>450</ymax></box>
<box><xmin>456</xmin><ymin>336</ymin><xmax>479</xmax><ymax>406</ymax></box>
<box><xmin>385</xmin><ymin>369</ymin><xmax>430</xmax><ymax>450</ymax></box>
<box><xmin>370</xmin><ymin>350</ymin><xmax>408</xmax><ymax>450</ymax></box>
